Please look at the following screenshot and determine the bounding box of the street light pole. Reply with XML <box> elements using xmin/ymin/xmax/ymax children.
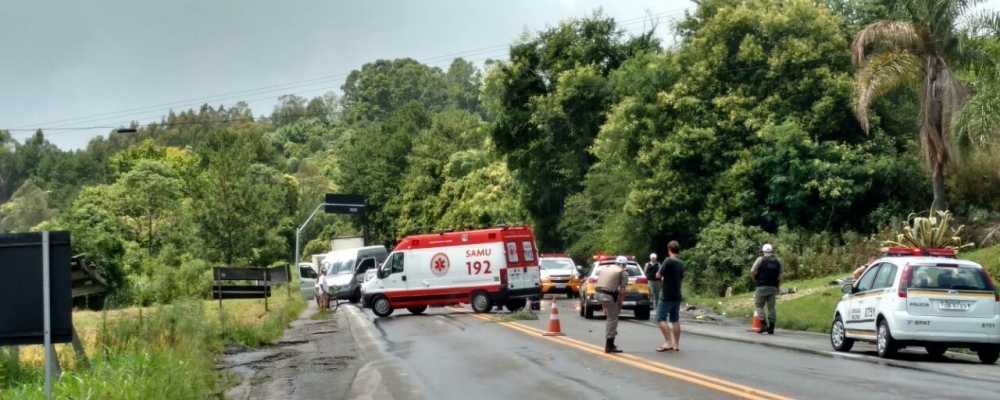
<box><xmin>295</xmin><ymin>203</ymin><xmax>331</xmax><ymax>275</ymax></box>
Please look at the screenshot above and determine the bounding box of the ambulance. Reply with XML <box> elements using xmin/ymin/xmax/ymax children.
<box><xmin>362</xmin><ymin>226</ymin><xmax>542</xmax><ymax>317</ymax></box>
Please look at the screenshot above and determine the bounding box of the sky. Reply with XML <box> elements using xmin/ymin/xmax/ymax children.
<box><xmin>0</xmin><ymin>0</ymin><xmax>691</xmax><ymax>150</ymax></box>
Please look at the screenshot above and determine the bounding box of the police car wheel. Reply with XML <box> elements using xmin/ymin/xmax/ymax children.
<box><xmin>578</xmin><ymin>298</ymin><xmax>585</xmax><ymax>317</ymax></box>
<box><xmin>372</xmin><ymin>296</ymin><xmax>394</xmax><ymax>318</ymax></box>
<box><xmin>471</xmin><ymin>291</ymin><xmax>493</xmax><ymax>313</ymax></box>
<box><xmin>830</xmin><ymin>315</ymin><xmax>854</xmax><ymax>352</ymax></box>
<box><xmin>634</xmin><ymin>308</ymin><xmax>650</xmax><ymax>320</ymax></box>
<box><xmin>876</xmin><ymin>320</ymin><xmax>898</xmax><ymax>358</ymax></box>
<box><xmin>584</xmin><ymin>304</ymin><xmax>594</xmax><ymax>319</ymax></box>
<box><xmin>977</xmin><ymin>346</ymin><xmax>1000</xmax><ymax>364</ymax></box>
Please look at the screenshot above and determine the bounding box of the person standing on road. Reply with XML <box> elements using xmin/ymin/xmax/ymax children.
<box><xmin>751</xmin><ymin>244</ymin><xmax>783</xmax><ymax>334</ymax></box>
<box><xmin>595</xmin><ymin>256</ymin><xmax>630</xmax><ymax>353</ymax></box>
<box><xmin>318</xmin><ymin>268</ymin><xmax>330</xmax><ymax>311</ymax></box>
<box><xmin>644</xmin><ymin>253</ymin><xmax>661</xmax><ymax>309</ymax></box>
<box><xmin>655</xmin><ymin>241</ymin><xmax>684</xmax><ymax>352</ymax></box>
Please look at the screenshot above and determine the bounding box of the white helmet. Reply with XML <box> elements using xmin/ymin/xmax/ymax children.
<box><xmin>616</xmin><ymin>256</ymin><xmax>628</xmax><ymax>264</ymax></box>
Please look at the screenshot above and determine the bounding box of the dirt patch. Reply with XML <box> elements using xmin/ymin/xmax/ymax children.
<box><xmin>221</xmin><ymin>305</ymin><xmax>368</xmax><ymax>400</ymax></box>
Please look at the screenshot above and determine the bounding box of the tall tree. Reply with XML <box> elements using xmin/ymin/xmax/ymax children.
<box><xmin>0</xmin><ymin>179</ymin><xmax>53</xmax><ymax>232</ymax></box>
<box><xmin>192</xmin><ymin>130</ymin><xmax>292</xmax><ymax>266</ymax></box>
<box><xmin>484</xmin><ymin>11</ymin><xmax>660</xmax><ymax>249</ymax></box>
<box><xmin>851</xmin><ymin>0</ymin><xmax>1000</xmax><ymax>212</ymax></box>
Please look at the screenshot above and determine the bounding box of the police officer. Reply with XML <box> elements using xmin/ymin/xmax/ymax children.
<box><xmin>644</xmin><ymin>253</ymin><xmax>661</xmax><ymax>309</ymax></box>
<box><xmin>751</xmin><ymin>244</ymin><xmax>783</xmax><ymax>334</ymax></box>
<box><xmin>595</xmin><ymin>256</ymin><xmax>630</xmax><ymax>353</ymax></box>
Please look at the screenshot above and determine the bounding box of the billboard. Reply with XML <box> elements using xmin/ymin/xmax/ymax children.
<box><xmin>0</xmin><ymin>232</ymin><xmax>73</xmax><ymax>346</ymax></box>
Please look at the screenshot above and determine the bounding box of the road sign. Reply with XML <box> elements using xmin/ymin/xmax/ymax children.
<box><xmin>0</xmin><ymin>232</ymin><xmax>73</xmax><ymax>347</ymax></box>
<box><xmin>325</xmin><ymin>193</ymin><xmax>366</xmax><ymax>215</ymax></box>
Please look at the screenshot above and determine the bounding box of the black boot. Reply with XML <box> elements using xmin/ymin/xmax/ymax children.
<box><xmin>767</xmin><ymin>319</ymin><xmax>775</xmax><ymax>335</ymax></box>
<box><xmin>605</xmin><ymin>338</ymin><xmax>623</xmax><ymax>353</ymax></box>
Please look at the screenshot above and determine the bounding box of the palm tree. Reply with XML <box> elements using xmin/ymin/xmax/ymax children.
<box><xmin>851</xmin><ymin>0</ymin><xmax>999</xmax><ymax>212</ymax></box>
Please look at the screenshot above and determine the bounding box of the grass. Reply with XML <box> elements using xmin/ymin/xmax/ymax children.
<box><xmin>962</xmin><ymin>245</ymin><xmax>1000</xmax><ymax>279</ymax></box>
<box><xmin>310</xmin><ymin>309</ymin><xmax>332</xmax><ymax>320</ymax></box>
<box><xmin>0</xmin><ymin>290</ymin><xmax>306</xmax><ymax>400</ymax></box>
<box><xmin>500</xmin><ymin>307</ymin><xmax>539</xmax><ymax>322</ymax></box>
<box><xmin>686</xmin><ymin>273</ymin><xmax>846</xmax><ymax>333</ymax></box>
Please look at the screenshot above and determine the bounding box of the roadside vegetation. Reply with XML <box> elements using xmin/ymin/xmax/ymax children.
<box><xmin>0</xmin><ymin>295</ymin><xmax>305</xmax><ymax>399</ymax></box>
<box><xmin>1</xmin><ymin>0</ymin><xmax>1000</xmax><ymax>393</ymax></box>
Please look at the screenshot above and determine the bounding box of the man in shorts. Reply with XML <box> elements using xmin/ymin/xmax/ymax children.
<box><xmin>655</xmin><ymin>241</ymin><xmax>684</xmax><ymax>352</ymax></box>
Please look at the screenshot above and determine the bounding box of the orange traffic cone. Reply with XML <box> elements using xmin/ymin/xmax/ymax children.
<box><xmin>749</xmin><ymin>310</ymin><xmax>762</xmax><ymax>332</ymax></box>
<box><xmin>543</xmin><ymin>295</ymin><xmax>566</xmax><ymax>336</ymax></box>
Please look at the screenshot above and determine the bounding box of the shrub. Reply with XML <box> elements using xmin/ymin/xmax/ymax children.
<box><xmin>684</xmin><ymin>221</ymin><xmax>769</xmax><ymax>296</ymax></box>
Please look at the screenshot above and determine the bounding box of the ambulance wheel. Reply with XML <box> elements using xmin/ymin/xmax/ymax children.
<box><xmin>372</xmin><ymin>296</ymin><xmax>394</xmax><ymax>318</ymax></box>
<box><xmin>471</xmin><ymin>291</ymin><xmax>493</xmax><ymax>313</ymax></box>
<box><xmin>407</xmin><ymin>306</ymin><xmax>427</xmax><ymax>315</ymax></box>
<box><xmin>505</xmin><ymin>299</ymin><xmax>526</xmax><ymax>312</ymax></box>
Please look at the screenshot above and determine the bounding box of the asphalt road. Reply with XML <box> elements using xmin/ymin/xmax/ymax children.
<box><xmin>352</xmin><ymin>299</ymin><xmax>1000</xmax><ymax>400</ymax></box>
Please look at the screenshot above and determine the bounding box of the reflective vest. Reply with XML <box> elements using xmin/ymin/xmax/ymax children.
<box><xmin>756</xmin><ymin>256</ymin><xmax>781</xmax><ymax>287</ymax></box>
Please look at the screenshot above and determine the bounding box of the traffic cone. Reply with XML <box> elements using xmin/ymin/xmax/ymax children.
<box><xmin>543</xmin><ymin>296</ymin><xmax>566</xmax><ymax>336</ymax></box>
<box><xmin>749</xmin><ymin>310</ymin><xmax>762</xmax><ymax>332</ymax></box>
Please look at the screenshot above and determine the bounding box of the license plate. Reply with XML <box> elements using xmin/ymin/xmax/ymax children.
<box><xmin>555</xmin><ymin>283</ymin><xmax>566</xmax><ymax>289</ymax></box>
<box><xmin>623</xmin><ymin>301</ymin><xmax>636</xmax><ymax>306</ymax></box>
<box><xmin>939</xmin><ymin>301</ymin><xmax>971</xmax><ymax>310</ymax></box>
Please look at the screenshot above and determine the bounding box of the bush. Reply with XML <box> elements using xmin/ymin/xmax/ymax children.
<box><xmin>684</xmin><ymin>221</ymin><xmax>769</xmax><ymax>296</ymax></box>
<box><xmin>685</xmin><ymin>222</ymin><xmax>881</xmax><ymax>297</ymax></box>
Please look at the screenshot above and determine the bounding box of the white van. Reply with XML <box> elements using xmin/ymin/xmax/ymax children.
<box><xmin>362</xmin><ymin>226</ymin><xmax>542</xmax><ymax>317</ymax></box>
<box><xmin>319</xmin><ymin>245</ymin><xmax>388</xmax><ymax>303</ymax></box>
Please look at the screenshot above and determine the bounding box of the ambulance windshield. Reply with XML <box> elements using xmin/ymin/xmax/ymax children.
<box><xmin>540</xmin><ymin>259</ymin><xmax>574</xmax><ymax>270</ymax></box>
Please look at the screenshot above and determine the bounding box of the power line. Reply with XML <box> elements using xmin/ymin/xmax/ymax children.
<box><xmin>6</xmin><ymin>7</ymin><xmax>690</xmax><ymax>135</ymax></box>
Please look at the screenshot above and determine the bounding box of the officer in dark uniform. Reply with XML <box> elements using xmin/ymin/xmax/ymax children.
<box><xmin>595</xmin><ymin>256</ymin><xmax>629</xmax><ymax>353</ymax></box>
<box><xmin>751</xmin><ymin>244</ymin><xmax>783</xmax><ymax>334</ymax></box>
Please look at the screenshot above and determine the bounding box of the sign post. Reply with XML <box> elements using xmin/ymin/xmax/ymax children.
<box><xmin>42</xmin><ymin>231</ymin><xmax>52</xmax><ymax>400</ymax></box>
<box><xmin>294</xmin><ymin>194</ymin><xmax>366</xmax><ymax>282</ymax></box>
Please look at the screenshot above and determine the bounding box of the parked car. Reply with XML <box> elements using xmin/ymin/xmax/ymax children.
<box><xmin>829</xmin><ymin>247</ymin><xmax>1000</xmax><ymax>364</ymax></box>
<box><xmin>539</xmin><ymin>254</ymin><xmax>582</xmax><ymax>298</ymax></box>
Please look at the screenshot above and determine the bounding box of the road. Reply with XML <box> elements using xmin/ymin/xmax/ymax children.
<box><xmin>346</xmin><ymin>297</ymin><xmax>1000</xmax><ymax>400</ymax></box>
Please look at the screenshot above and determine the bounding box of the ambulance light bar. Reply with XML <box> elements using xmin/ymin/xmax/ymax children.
<box><xmin>879</xmin><ymin>247</ymin><xmax>957</xmax><ymax>258</ymax></box>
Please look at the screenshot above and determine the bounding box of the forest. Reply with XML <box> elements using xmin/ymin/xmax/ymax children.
<box><xmin>2</xmin><ymin>0</ymin><xmax>1000</xmax><ymax>304</ymax></box>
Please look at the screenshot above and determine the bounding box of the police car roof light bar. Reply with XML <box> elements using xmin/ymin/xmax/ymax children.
<box><xmin>879</xmin><ymin>247</ymin><xmax>957</xmax><ymax>258</ymax></box>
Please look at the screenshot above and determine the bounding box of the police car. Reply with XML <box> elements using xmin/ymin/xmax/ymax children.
<box><xmin>577</xmin><ymin>255</ymin><xmax>651</xmax><ymax>320</ymax></box>
<box><xmin>539</xmin><ymin>253</ymin><xmax>582</xmax><ymax>298</ymax></box>
<box><xmin>829</xmin><ymin>247</ymin><xmax>1000</xmax><ymax>364</ymax></box>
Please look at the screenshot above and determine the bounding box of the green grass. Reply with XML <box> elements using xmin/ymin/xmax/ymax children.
<box><xmin>310</xmin><ymin>309</ymin><xmax>332</xmax><ymax>320</ymax></box>
<box><xmin>500</xmin><ymin>307</ymin><xmax>539</xmax><ymax>322</ymax></box>
<box><xmin>0</xmin><ymin>291</ymin><xmax>305</xmax><ymax>400</ymax></box>
<box><xmin>962</xmin><ymin>245</ymin><xmax>1000</xmax><ymax>279</ymax></box>
<box><xmin>685</xmin><ymin>273</ymin><xmax>846</xmax><ymax>334</ymax></box>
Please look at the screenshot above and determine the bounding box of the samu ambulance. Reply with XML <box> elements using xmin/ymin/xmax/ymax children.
<box><xmin>362</xmin><ymin>226</ymin><xmax>542</xmax><ymax>317</ymax></box>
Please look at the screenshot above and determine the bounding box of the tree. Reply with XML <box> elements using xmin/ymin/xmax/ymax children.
<box><xmin>0</xmin><ymin>130</ymin><xmax>20</xmax><ymax>201</ymax></box>
<box><xmin>851</xmin><ymin>0</ymin><xmax>1000</xmax><ymax>212</ymax></box>
<box><xmin>0</xmin><ymin>179</ymin><xmax>53</xmax><ymax>232</ymax></box>
<box><xmin>341</xmin><ymin>58</ymin><xmax>449</xmax><ymax>123</ymax></box>
<box><xmin>116</xmin><ymin>160</ymin><xmax>184</xmax><ymax>251</ymax></box>
<box><xmin>192</xmin><ymin>130</ymin><xmax>292</xmax><ymax>266</ymax></box>
<box><xmin>483</xmin><ymin>11</ymin><xmax>660</xmax><ymax>249</ymax></box>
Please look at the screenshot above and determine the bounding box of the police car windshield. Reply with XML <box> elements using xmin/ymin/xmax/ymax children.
<box><xmin>540</xmin><ymin>259</ymin><xmax>574</xmax><ymax>270</ymax></box>
<box><xmin>909</xmin><ymin>265</ymin><xmax>992</xmax><ymax>291</ymax></box>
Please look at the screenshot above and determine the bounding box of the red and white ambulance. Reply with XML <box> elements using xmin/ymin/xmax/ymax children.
<box><xmin>362</xmin><ymin>226</ymin><xmax>542</xmax><ymax>317</ymax></box>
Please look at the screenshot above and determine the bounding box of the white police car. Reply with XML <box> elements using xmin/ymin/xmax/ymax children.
<box><xmin>830</xmin><ymin>247</ymin><xmax>1000</xmax><ymax>364</ymax></box>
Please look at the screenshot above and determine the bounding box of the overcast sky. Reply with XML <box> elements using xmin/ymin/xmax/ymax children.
<box><xmin>2</xmin><ymin>0</ymin><xmax>997</xmax><ymax>150</ymax></box>
<box><xmin>1</xmin><ymin>0</ymin><xmax>689</xmax><ymax>150</ymax></box>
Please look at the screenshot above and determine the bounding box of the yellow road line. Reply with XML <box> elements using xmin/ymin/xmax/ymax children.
<box><xmin>450</xmin><ymin>308</ymin><xmax>794</xmax><ymax>400</ymax></box>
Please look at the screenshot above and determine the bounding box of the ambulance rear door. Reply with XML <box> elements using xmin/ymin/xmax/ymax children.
<box><xmin>501</xmin><ymin>236</ymin><xmax>540</xmax><ymax>292</ymax></box>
